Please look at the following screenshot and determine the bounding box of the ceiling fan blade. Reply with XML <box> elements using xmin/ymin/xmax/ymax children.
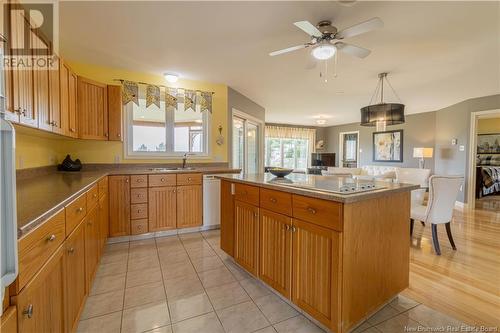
<box><xmin>269</xmin><ymin>44</ymin><xmax>308</xmax><ymax>56</ymax></box>
<box><xmin>335</xmin><ymin>17</ymin><xmax>383</xmax><ymax>39</ymax></box>
<box><xmin>294</xmin><ymin>21</ymin><xmax>322</xmax><ymax>37</ymax></box>
<box><xmin>334</xmin><ymin>42</ymin><xmax>371</xmax><ymax>58</ymax></box>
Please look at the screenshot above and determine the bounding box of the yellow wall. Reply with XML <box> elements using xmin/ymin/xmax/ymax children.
<box><xmin>478</xmin><ymin>118</ymin><xmax>500</xmax><ymax>134</ymax></box>
<box><xmin>15</xmin><ymin>62</ymin><xmax>229</xmax><ymax>169</ymax></box>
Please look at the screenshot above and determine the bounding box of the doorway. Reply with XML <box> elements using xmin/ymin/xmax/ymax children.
<box><xmin>339</xmin><ymin>131</ymin><xmax>359</xmax><ymax>168</ymax></box>
<box><xmin>467</xmin><ymin>109</ymin><xmax>500</xmax><ymax>210</ymax></box>
<box><xmin>232</xmin><ymin>109</ymin><xmax>264</xmax><ymax>174</ymax></box>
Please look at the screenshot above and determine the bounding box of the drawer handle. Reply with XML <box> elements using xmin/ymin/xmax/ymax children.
<box><xmin>137</xmin><ymin>179</ymin><xmax>143</xmax><ymax>182</ymax></box>
<box><xmin>68</xmin><ymin>247</ymin><xmax>75</xmax><ymax>254</ymax></box>
<box><xmin>269</xmin><ymin>197</ymin><xmax>277</xmax><ymax>203</ymax></box>
<box><xmin>77</xmin><ymin>207</ymin><xmax>84</xmax><ymax>212</ymax></box>
<box><xmin>23</xmin><ymin>304</ymin><xmax>34</xmax><ymax>318</ymax></box>
<box><xmin>161</xmin><ymin>178</ymin><xmax>165</xmax><ymax>182</ymax></box>
<box><xmin>307</xmin><ymin>207</ymin><xmax>317</xmax><ymax>215</ymax></box>
<box><xmin>137</xmin><ymin>210</ymin><xmax>141</xmax><ymax>213</ymax></box>
<box><xmin>46</xmin><ymin>234</ymin><xmax>56</xmax><ymax>242</ymax></box>
<box><xmin>188</xmin><ymin>177</ymin><xmax>193</xmax><ymax>181</ymax></box>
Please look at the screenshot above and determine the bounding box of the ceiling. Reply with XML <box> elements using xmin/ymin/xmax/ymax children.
<box><xmin>59</xmin><ymin>1</ymin><xmax>500</xmax><ymax>127</ymax></box>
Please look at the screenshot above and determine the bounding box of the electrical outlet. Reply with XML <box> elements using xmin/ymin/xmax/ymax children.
<box><xmin>459</xmin><ymin>145</ymin><xmax>465</xmax><ymax>152</ymax></box>
<box><xmin>114</xmin><ymin>155</ymin><xmax>120</xmax><ymax>163</ymax></box>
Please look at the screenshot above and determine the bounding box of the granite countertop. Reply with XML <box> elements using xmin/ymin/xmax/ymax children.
<box><xmin>215</xmin><ymin>173</ymin><xmax>419</xmax><ymax>204</ymax></box>
<box><xmin>17</xmin><ymin>166</ymin><xmax>240</xmax><ymax>239</ymax></box>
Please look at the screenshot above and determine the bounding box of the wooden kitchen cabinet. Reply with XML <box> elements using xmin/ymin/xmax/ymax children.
<box><xmin>32</xmin><ymin>34</ymin><xmax>51</xmax><ymax>131</ymax></box>
<box><xmin>84</xmin><ymin>207</ymin><xmax>100</xmax><ymax>291</ymax></box>
<box><xmin>109</xmin><ymin>176</ymin><xmax>131</xmax><ymax>236</ymax></box>
<box><xmin>15</xmin><ymin>246</ymin><xmax>65</xmax><ymax>333</ymax></box>
<box><xmin>60</xmin><ymin>61</ymin><xmax>78</xmax><ymax>137</ymax></box>
<box><xmin>64</xmin><ymin>221</ymin><xmax>86</xmax><ymax>333</ymax></box>
<box><xmin>98</xmin><ymin>193</ymin><xmax>109</xmax><ymax>251</ymax></box>
<box><xmin>49</xmin><ymin>57</ymin><xmax>64</xmax><ymax>135</ymax></box>
<box><xmin>176</xmin><ymin>185</ymin><xmax>202</xmax><ymax>228</ymax></box>
<box><xmin>148</xmin><ymin>186</ymin><xmax>176</xmax><ymax>232</ymax></box>
<box><xmin>234</xmin><ymin>200</ymin><xmax>259</xmax><ymax>276</ymax></box>
<box><xmin>259</xmin><ymin>209</ymin><xmax>292</xmax><ymax>298</ymax></box>
<box><xmin>107</xmin><ymin>85</ymin><xmax>123</xmax><ymax>141</ymax></box>
<box><xmin>292</xmin><ymin>218</ymin><xmax>341</xmax><ymax>329</ymax></box>
<box><xmin>78</xmin><ymin>76</ymin><xmax>108</xmax><ymax>140</ymax></box>
<box><xmin>220</xmin><ymin>180</ymin><xmax>234</xmax><ymax>257</ymax></box>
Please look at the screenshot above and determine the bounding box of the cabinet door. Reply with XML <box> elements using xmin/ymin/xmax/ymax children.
<box><xmin>16</xmin><ymin>246</ymin><xmax>65</xmax><ymax>333</ymax></box>
<box><xmin>32</xmin><ymin>34</ymin><xmax>50</xmax><ymax>131</ymax></box>
<box><xmin>84</xmin><ymin>207</ymin><xmax>100</xmax><ymax>290</ymax></box>
<box><xmin>59</xmin><ymin>61</ymin><xmax>69</xmax><ymax>136</ymax></box>
<box><xmin>148</xmin><ymin>186</ymin><xmax>176</xmax><ymax>232</ymax></box>
<box><xmin>259</xmin><ymin>209</ymin><xmax>292</xmax><ymax>298</ymax></box>
<box><xmin>176</xmin><ymin>185</ymin><xmax>202</xmax><ymax>228</ymax></box>
<box><xmin>292</xmin><ymin>219</ymin><xmax>340</xmax><ymax>329</ymax></box>
<box><xmin>107</xmin><ymin>85</ymin><xmax>122</xmax><ymax>141</ymax></box>
<box><xmin>98</xmin><ymin>193</ymin><xmax>109</xmax><ymax>251</ymax></box>
<box><xmin>78</xmin><ymin>76</ymin><xmax>108</xmax><ymax>140</ymax></box>
<box><xmin>234</xmin><ymin>200</ymin><xmax>259</xmax><ymax>276</ymax></box>
<box><xmin>109</xmin><ymin>176</ymin><xmax>131</xmax><ymax>237</ymax></box>
<box><xmin>64</xmin><ymin>221</ymin><xmax>86</xmax><ymax>333</ymax></box>
<box><xmin>68</xmin><ymin>71</ymin><xmax>78</xmax><ymax>137</ymax></box>
<box><xmin>49</xmin><ymin>57</ymin><xmax>63</xmax><ymax>134</ymax></box>
<box><xmin>220</xmin><ymin>180</ymin><xmax>234</xmax><ymax>257</ymax></box>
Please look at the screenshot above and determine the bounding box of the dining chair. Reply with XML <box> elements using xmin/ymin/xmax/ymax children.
<box><xmin>410</xmin><ymin>175</ymin><xmax>463</xmax><ymax>255</ymax></box>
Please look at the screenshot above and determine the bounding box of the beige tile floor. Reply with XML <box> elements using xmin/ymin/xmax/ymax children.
<box><xmin>78</xmin><ymin>229</ymin><xmax>467</xmax><ymax>333</ymax></box>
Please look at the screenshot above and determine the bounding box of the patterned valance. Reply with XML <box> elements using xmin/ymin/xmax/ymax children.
<box><xmin>118</xmin><ymin>79</ymin><xmax>213</xmax><ymax>113</ymax></box>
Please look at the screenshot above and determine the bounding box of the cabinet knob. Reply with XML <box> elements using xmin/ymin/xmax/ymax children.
<box><xmin>46</xmin><ymin>234</ymin><xmax>56</xmax><ymax>242</ymax></box>
<box><xmin>93</xmin><ymin>193</ymin><xmax>97</xmax><ymax>198</ymax></box>
<box><xmin>254</xmin><ymin>212</ymin><xmax>258</xmax><ymax>218</ymax></box>
<box><xmin>161</xmin><ymin>178</ymin><xmax>165</xmax><ymax>182</ymax></box>
<box><xmin>307</xmin><ymin>207</ymin><xmax>317</xmax><ymax>215</ymax></box>
<box><xmin>292</xmin><ymin>226</ymin><xmax>297</xmax><ymax>232</ymax></box>
<box><xmin>70</xmin><ymin>128</ymin><xmax>76</xmax><ymax>132</ymax></box>
<box><xmin>68</xmin><ymin>247</ymin><xmax>75</xmax><ymax>254</ymax></box>
<box><xmin>269</xmin><ymin>197</ymin><xmax>277</xmax><ymax>203</ymax></box>
<box><xmin>77</xmin><ymin>207</ymin><xmax>84</xmax><ymax>212</ymax></box>
<box><xmin>117</xmin><ymin>133</ymin><xmax>121</xmax><ymax>137</ymax></box>
<box><xmin>23</xmin><ymin>304</ymin><xmax>34</xmax><ymax>318</ymax></box>
<box><xmin>125</xmin><ymin>179</ymin><xmax>129</xmax><ymax>183</ymax></box>
<box><xmin>285</xmin><ymin>224</ymin><xmax>290</xmax><ymax>231</ymax></box>
<box><xmin>188</xmin><ymin>177</ymin><xmax>192</xmax><ymax>181</ymax></box>
<box><xmin>105</xmin><ymin>133</ymin><xmax>109</xmax><ymax>137</ymax></box>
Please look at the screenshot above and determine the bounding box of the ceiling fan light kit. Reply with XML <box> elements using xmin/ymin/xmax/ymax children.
<box><xmin>360</xmin><ymin>73</ymin><xmax>405</xmax><ymax>129</ymax></box>
<box><xmin>311</xmin><ymin>42</ymin><xmax>337</xmax><ymax>60</ymax></box>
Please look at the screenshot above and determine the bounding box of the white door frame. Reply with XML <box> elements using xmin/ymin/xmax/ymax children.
<box><xmin>466</xmin><ymin>109</ymin><xmax>500</xmax><ymax>208</ymax></box>
<box><xmin>232</xmin><ymin>108</ymin><xmax>265</xmax><ymax>173</ymax></box>
<box><xmin>339</xmin><ymin>131</ymin><xmax>360</xmax><ymax>167</ymax></box>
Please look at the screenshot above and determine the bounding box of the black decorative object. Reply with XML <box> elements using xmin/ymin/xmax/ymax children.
<box><xmin>361</xmin><ymin>73</ymin><xmax>405</xmax><ymax>130</ymax></box>
<box><xmin>267</xmin><ymin>167</ymin><xmax>293</xmax><ymax>178</ymax></box>
<box><xmin>58</xmin><ymin>155</ymin><xmax>82</xmax><ymax>172</ymax></box>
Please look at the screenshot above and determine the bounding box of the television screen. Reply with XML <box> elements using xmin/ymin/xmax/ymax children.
<box><xmin>311</xmin><ymin>153</ymin><xmax>336</xmax><ymax>167</ymax></box>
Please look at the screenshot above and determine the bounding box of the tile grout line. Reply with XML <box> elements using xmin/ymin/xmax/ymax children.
<box><xmin>154</xmin><ymin>236</ymin><xmax>174</xmax><ymax>331</ymax></box>
<box><xmin>120</xmin><ymin>240</ymin><xmax>131</xmax><ymax>333</ymax></box>
<box><xmin>178</xmin><ymin>233</ymin><xmax>227</xmax><ymax>332</ymax></box>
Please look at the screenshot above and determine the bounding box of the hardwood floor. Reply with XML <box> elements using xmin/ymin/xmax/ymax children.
<box><xmin>403</xmin><ymin>204</ymin><xmax>500</xmax><ymax>328</ymax></box>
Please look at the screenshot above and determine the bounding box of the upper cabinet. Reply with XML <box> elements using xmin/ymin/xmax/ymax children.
<box><xmin>60</xmin><ymin>61</ymin><xmax>78</xmax><ymax>137</ymax></box>
<box><xmin>107</xmin><ymin>85</ymin><xmax>123</xmax><ymax>141</ymax></box>
<box><xmin>77</xmin><ymin>77</ymin><xmax>108</xmax><ymax>140</ymax></box>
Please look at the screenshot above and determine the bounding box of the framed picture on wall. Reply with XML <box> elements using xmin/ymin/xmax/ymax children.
<box><xmin>373</xmin><ymin>130</ymin><xmax>403</xmax><ymax>162</ymax></box>
<box><xmin>477</xmin><ymin>133</ymin><xmax>500</xmax><ymax>154</ymax></box>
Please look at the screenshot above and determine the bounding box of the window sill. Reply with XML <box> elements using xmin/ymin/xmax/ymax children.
<box><xmin>125</xmin><ymin>153</ymin><xmax>211</xmax><ymax>160</ymax></box>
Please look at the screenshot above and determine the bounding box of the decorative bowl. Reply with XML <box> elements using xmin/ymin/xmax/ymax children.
<box><xmin>268</xmin><ymin>167</ymin><xmax>293</xmax><ymax>178</ymax></box>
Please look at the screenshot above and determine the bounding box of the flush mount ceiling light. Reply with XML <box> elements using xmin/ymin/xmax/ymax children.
<box><xmin>311</xmin><ymin>42</ymin><xmax>336</xmax><ymax>60</ymax></box>
<box><xmin>164</xmin><ymin>73</ymin><xmax>179</xmax><ymax>83</ymax></box>
<box><xmin>360</xmin><ymin>72</ymin><xmax>405</xmax><ymax>131</ymax></box>
<box><xmin>316</xmin><ymin>119</ymin><xmax>327</xmax><ymax>125</ymax></box>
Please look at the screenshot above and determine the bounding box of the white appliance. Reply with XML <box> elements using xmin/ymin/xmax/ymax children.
<box><xmin>203</xmin><ymin>175</ymin><xmax>220</xmax><ymax>227</ymax></box>
<box><xmin>0</xmin><ymin>32</ymin><xmax>18</xmax><ymax>316</ymax></box>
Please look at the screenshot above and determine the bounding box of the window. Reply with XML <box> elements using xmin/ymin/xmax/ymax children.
<box><xmin>265</xmin><ymin>137</ymin><xmax>309</xmax><ymax>170</ymax></box>
<box><xmin>126</xmin><ymin>86</ymin><xmax>210</xmax><ymax>157</ymax></box>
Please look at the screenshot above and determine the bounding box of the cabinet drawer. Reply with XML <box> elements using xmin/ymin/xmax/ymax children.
<box><xmin>130</xmin><ymin>175</ymin><xmax>148</xmax><ymax>188</ymax></box>
<box><xmin>87</xmin><ymin>184</ymin><xmax>99</xmax><ymax>210</ymax></box>
<box><xmin>18</xmin><ymin>209</ymin><xmax>65</xmax><ymax>291</ymax></box>
<box><xmin>98</xmin><ymin>176</ymin><xmax>108</xmax><ymax>198</ymax></box>
<box><xmin>177</xmin><ymin>173</ymin><xmax>202</xmax><ymax>186</ymax></box>
<box><xmin>149</xmin><ymin>174</ymin><xmax>176</xmax><ymax>187</ymax></box>
<box><xmin>131</xmin><ymin>188</ymin><xmax>148</xmax><ymax>204</ymax></box>
<box><xmin>131</xmin><ymin>219</ymin><xmax>148</xmax><ymax>235</ymax></box>
<box><xmin>260</xmin><ymin>188</ymin><xmax>292</xmax><ymax>216</ymax></box>
<box><xmin>234</xmin><ymin>183</ymin><xmax>259</xmax><ymax>206</ymax></box>
<box><xmin>65</xmin><ymin>193</ymin><xmax>87</xmax><ymax>236</ymax></box>
<box><xmin>292</xmin><ymin>195</ymin><xmax>343</xmax><ymax>231</ymax></box>
<box><xmin>131</xmin><ymin>203</ymin><xmax>148</xmax><ymax>219</ymax></box>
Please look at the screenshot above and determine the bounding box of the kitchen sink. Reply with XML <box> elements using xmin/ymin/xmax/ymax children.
<box><xmin>147</xmin><ymin>167</ymin><xmax>196</xmax><ymax>172</ymax></box>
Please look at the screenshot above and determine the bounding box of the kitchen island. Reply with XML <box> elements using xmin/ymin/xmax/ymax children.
<box><xmin>216</xmin><ymin>173</ymin><xmax>418</xmax><ymax>333</ymax></box>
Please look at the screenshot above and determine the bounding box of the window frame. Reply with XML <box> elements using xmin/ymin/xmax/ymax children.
<box><xmin>124</xmin><ymin>100</ymin><xmax>211</xmax><ymax>159</ymax></box>
<box><xmin>265</xmin><ymin>137</ymin><xmax>310</xmax><ymax>171</ymax></box>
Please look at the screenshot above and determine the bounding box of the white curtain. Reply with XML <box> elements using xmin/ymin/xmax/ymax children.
<box><xmin>265</xmin><ymin>125</ymin><xmax>316</xmax><ymax>155</ymax></box>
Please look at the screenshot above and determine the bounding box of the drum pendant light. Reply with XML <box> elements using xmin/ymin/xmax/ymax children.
<box><xmin>360</xmin><ymin>73</ymin><xmax>405</xmax><ymax>130</ymax></box>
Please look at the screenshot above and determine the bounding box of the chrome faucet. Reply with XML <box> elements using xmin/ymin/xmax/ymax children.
<box><xmin>182</xmin><ymin>153</ymin><xmax>189</xmax><ymax>169</ymax></box>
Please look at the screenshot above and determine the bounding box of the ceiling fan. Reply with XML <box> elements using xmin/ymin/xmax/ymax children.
<box><xmin>269</xmin><ymin>17</ymin><xmax>383</xmax><ymax>61</ymax></box>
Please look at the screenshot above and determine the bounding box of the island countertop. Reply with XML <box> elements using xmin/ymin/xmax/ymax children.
<box><xmin>215</xmin><ymin>173</ymin><xmax>419</xmax><ymax>204</ymax></box>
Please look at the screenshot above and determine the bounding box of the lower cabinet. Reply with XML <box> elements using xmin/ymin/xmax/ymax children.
<box><xmin>64</xmin><ymin>221</ymin><xmax>86</xmax><ymax>333</ymax></box>
<box><xmin>234</xmin><ymin>200</ymin><xmax>259</xmax><ymax>276</ymax></box>
<box><xmin>148</xmin><ymin>186</ymin><xmax>177</xmax><ymax>232</ymax></box>
<box><xmin>84</xmin><ymin>207</ymin><xmax>100</xmax><ymax>291</ymax></box>
<box><xmin>98</xmin><ymin>194</ymin><xmax>109</xmax><ymax>251</ymax></box>
<box><xmin>220</xmin><ymin>180</ymin><xmax>235</xmax><ymax>256</ymax></box>
<box><xmin>259</xmin><ymin>209</ymin><xmax>292</xmax><ymax>298</ymax></box>
<box><xmin>109</xmin><ymin>176</ymin><xmax>131</xmax><ymax>236</ymax></box>
<box><xmin>292</xmin><ymin>218</ymin><xmax>340</xmax><ymax>329</ymax></box>
<box><xmin>176</xmin><ymin>185</ymin><xmax>202</xmax><ymax>228</ymax></box>
<box><xmin>16</xmin><ymin>246</ymin><xmax>65</xmax><ymax>333</ymax></box>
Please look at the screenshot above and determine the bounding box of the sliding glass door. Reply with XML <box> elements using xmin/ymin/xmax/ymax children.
<box><xmin>232</xmin><ymin>111</ymin><xmax>262</xmax><ymax>174</ymax></box>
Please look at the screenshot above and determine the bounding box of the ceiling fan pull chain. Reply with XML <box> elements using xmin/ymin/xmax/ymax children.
<box><xmin>324</xmin><ymin>60</ymin><xmax>328</xmax><ymax>83</ymax></box>
<box><xmin>333</xmin><ymin>52</ymin><xmax>338</xmax><ymax>78</ymax></box>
